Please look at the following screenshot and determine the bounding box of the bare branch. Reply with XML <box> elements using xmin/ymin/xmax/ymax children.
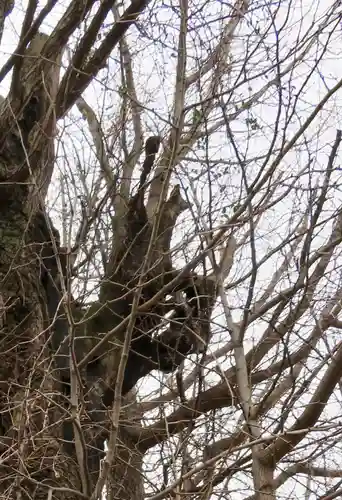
<box><xmin>10</xmin><ymin>0</ymin><xmax>39</xmax><ymax>97</ymax></box>
<box><xmin>146</xmin><ymin>0</ymin><xmax>188</xmax><ymax>219</ymax></box>
<box><xmin>112</xmin><ymin>4</ymin><xmax>143</xmax><ymax>220</ymax></box>
<box><xmin>185</xmin><ymin>0</ymin><xmax>249</xmax><ymax>89</ymax></box>
<box><xmin>137</xmin><ymin>279</ymin><xmax>342</xmax><ymax>451</ymax></box>
<box><xmin>56</xmin><ymin>0</ymin><xmax>152</xmax><ymax>118</ymax></box>
<box><xmin>138</xmin><ymin>339</ymin><xmax>234</xmax><ymax>413</ymax></box>
<box><xmin>259</xmin><ymin>341</ymin><xmax>342</xmax><ymax>464</ymax></box>
<box><xmin>76</xmin><ymin>97</ymin><xmax>114</xmax><ymax>188</ymax></box>
<box><xmin>245</xmin><ymin>464</ymin><xmax>342</xmax><ymax>500</ymax></box>
<box><xmin>0</xmin><ymin>1</ymin><xmax>65</xmax><ymax>86</ymax></box>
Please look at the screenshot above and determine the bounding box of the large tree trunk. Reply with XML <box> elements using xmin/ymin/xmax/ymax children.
<box><xmin>0</xmin><ymin>20</ymin><xmax>218</xmax><ymax>500</ymax></box>
<box><xmin>0</xmin><ymin>33</ymin><xmax>85</xmax><ymax>497</ymax></box>
<box><xmin>0</xmin><ymin>30</ymin><xmax>148</xmax><ymax>500</ymax></box>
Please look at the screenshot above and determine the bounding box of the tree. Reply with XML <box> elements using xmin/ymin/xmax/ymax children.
<box><xmin>1</xmin><ymin>0</ymin><xmax>342</xmax><ymax>499</ymax></box>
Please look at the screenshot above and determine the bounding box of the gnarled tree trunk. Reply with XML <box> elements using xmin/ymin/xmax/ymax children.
<box><xmin>0</xmin><ymin>8</ymin><xmax>156</xmax><ymax>498</ymax></box>
<box><xmin>0</xmin><ymin>7</ymin><xmax>223</xmax><ymax>499</ymax></box>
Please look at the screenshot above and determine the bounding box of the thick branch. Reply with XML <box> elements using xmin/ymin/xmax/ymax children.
<box><xmin>41</xmin><ymin>0</ymin><xmax>98</xmax><ymax>62</ymax></box>
<box><xmin>0</xmin><ymin>33</ymin><xmax>61</xmax><ymax>201</ymax></box>
<box><xmin>56</xmin><ymin>0</ymin><xmax>151</xmax><ymax>118</ymax></box>
<box><xmin>10</xmin><ymin>0</ymin><xmax>39</xmax><ymax>97</ymax></box>
<box><xmin>0</xmin><ymin>0</ymin><xmax>59</xmax><ymax>85</ymax></box>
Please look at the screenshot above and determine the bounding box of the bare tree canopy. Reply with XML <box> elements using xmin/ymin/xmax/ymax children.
<box><xmin>0</xmin><ymin>1</ymin><xmax>342</xmax><ymax>499</ymax></box>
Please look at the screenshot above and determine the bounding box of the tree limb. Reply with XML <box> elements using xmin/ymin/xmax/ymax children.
<box><xmin>56</xmin><ymin>0</ymin><xmax>152</xmax><ymax>118</ymax></box>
